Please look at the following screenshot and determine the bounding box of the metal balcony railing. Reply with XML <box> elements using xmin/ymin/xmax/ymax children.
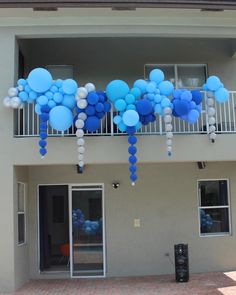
<box><xmin>14</xmin><ymin>91</ymin><xmax>236</xmax><ymax>137</ymax></box>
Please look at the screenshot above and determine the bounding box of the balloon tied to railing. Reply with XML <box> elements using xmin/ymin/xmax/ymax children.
<box><xmin>3</xmin><ymin>68</ymin><xmax>229</xmax><ymax>185</ymax></box>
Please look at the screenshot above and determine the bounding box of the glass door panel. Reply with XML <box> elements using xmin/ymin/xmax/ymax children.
<box><xmin>70</xmin><ymin>187</ymin><xmax>104</xmax><ymax>277</ymax></box>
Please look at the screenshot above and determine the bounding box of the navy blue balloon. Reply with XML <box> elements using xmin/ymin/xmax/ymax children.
<box><xmin>174</xmin><ymin>100</ymin><xmax>190</xmax><ymax>116</ymax></box>
<box><xmin>128</xmin><ymin>135</ymin><xmax>137</xmax><ymax>145</ymax></box>
<box><xmin>128</xmin><ymin>146</ymin><xmax>137</xmax><ymax>155</ymax></box>
<box><xmin>191</xmin><ymin>90</ymin><xmax>202</xmax><ymax>105</ymax></box>
<box><xmin>39</xmin><ymin>140</ymin><xmax>47</xmax><ymax>148</ymax></box>
<box><xmin>76</xmin><ymin>107</ymin><xmax>83</xmax><ymax>114</ymax></box>
<box><xmin>40</xmin><ymin>122</ymin><xmax>47</xmax><ymax>130</ymax></box>
<box><xmin>40</xmin><ymin>148</ymin><xmax>47</xmax><ymax>156</ymax></box>
<box><xmin>87</xmin><ymin>92</ymin><xmax>99</xmax><ymax>105</ymax></box>
<box><xmin>130</xmin><ymin>173</ymin><xmax>138</xmax><ymax>182</ymax></box>
<box><xmin>40</xmin><ymin>132</ymin><xmax>47</xmax><ymax>139</ymax></box>
<box><xmin>136</xmin><ymin>99</ymin><xmax>153</xmax><ymax>116</ymax></box>
<box><xmin>85</xmin><ymin>116</ymin><xmax>100</xmax><ymax>132</ymax></box>
<box><xmin>95</xmin><ymin>102</ymin><xmax>104</xmax><ymax>113</ymax></box>
<box><xmin>85</xmin><ymin>105</ymin><xmax>96</xmax><ymax>116</ymax></box>
<box><xmin>96</xmin><ymin>111</ymin><xmax>105</xmax><ymax>119</ymax></box>
<box><xmin>129</xmin><ymin>165</ymin><xmax>137</xmax><ymax>173</ymax></box>
<box><xmin>40</xmin><ymin>113</ymin><xmax>49</xmax><ymax>122</ymax></box>
<box><xmin>98</xmin><ymin>95</ymin><xmax>106</xmax><ymax>103</ymax></box>
<box><xmin>127</xmin><ymin>126</ymin><xmax>136</xmax><ymax>135</ymax></box>
<box><xmin>129</xmin><ymin>155</ymin><xmax>137</xmax><ymax>164</ymax></box>
<box><xmin>104</xmin><ymin>101</ymin><xmax>111</xmax><ymax>112</ymax></box>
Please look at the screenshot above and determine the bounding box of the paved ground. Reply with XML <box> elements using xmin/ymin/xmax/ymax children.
<box><xmin>2</xmin><ymin>272</ymin><xmax>236</xmax><ymax>295</ymax></box>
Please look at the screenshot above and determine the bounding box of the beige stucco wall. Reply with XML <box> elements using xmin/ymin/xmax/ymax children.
<box><xmin>28</xmin><ymin>162</ymin><xmax>236</xmax><ymax>278</ymax></box>
<box><xmin>1</xmin><ymin>6</ymin><xmax>236</xmax><ymax>292</ymax></box>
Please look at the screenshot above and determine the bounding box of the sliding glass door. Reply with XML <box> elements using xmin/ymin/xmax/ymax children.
<box><xmin>69</xmin><ymin>185</ymin><xmax>105</xmax><ymax>277</ymax></box>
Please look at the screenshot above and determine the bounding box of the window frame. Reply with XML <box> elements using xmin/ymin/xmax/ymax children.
<box><xmin>17</xmin><ymin>182</ymin><xmax>27</xmax><ymax>246</ymax></box>
<box><xmin>144</xmin><ymin>63</ymin><xmax>208</xmax><ymax>89</ymax></box>
<box><xmin>197</xmin><ymin>179</ymin><xmax>232</xmax><ymax>238</ymax></box>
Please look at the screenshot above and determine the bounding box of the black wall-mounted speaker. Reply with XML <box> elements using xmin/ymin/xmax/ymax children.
<box><xmin>174</xmin><ymin>244</ymin><xmax>189</xmax><ymax>283</ymax></box>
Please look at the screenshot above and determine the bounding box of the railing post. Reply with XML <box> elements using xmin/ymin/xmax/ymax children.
<box><xmin>204</xmin><ymin>92</ymin><xmax>209</xmax><ymax>135</ymax></box>
<box><xmin>110</xmin><ymin>106</ymin><xmax>114</xmax><ymax>136</ymax></box>
<box><xmin>159</xmin><ymin>115</ymin><xmax>163</xmax><ymax>135</ymax></box>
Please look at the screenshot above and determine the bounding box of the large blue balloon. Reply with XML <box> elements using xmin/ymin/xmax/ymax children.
<box><xmin>174</xmin><ymin>100</ymin><xmax>190</xmax><ymax>116</ymax></box>
<box><xmin>158</xmin><ymin>81</ymin><xmax>174</xmax><ymax>96</ymax></box>
<box><xmin>187</xmin><ymin>109</ymin><xmax>200</xmax><ymax>124</ymax></box>
<box><xmin>149</xmin><ymin>69</ymin><xmax>164</xmax><ymax>84</ymax></box>
<box><xmin>49</xmin><ymin>106</ymin><xmax>73</xmax><ymax>131</ymax></box>
<box><xmin>62</xmin><ymin>95</ymin><xmax>76</xmax><ymax>109</ymax></box>
<box><xmin>122</xmin><ymin>110</ymin><xmax>139</xmax><ymax>127</ymax></box>
<box><xmin>62</xmin><ymin>79</ymin><xmax>78</xmax><ymax>95</ymax></box>
<box><xmin>28</xmin><ymin>68</ymin><xmax>53</xmax><ymax>93</ymax></box>
<box><xmin>133</xmin><ymin>79</ymin><xmax>148</xmax><ymax>94</ymax></box>
<box><xmin>215</xmin><ymin>87</ymin><xmax>229</xmax><ymax>103</ymax></box>
<box><xmin>106</xmin><ymin>80</ymin><xmax>129</xmax><ymax>102</ymax></box>
<box><xmin>84</xmin><ymin>116</ymin><xmax>100</xmax><ymax>132</ymax></box>
<box><xmin>206</xmin><ymin>76</ymin><xmax>221</xmax><ymax>91</ymax></box>
<box><xmin>136</xmin><ymin>99</ymin><xmax>153</xmax><ymax>116</ymax></box>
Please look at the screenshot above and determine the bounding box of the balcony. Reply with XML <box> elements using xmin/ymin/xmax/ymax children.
<box><xmin>14</xmin><ymin>91</ymin><xmax>236</xmax><ymax>138</ymax></box>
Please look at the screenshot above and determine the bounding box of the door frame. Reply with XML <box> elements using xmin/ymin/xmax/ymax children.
<box><xmin>69</xmin><ymin>183</ymin><xmax>106</xmax><ymax>278</ymax></box>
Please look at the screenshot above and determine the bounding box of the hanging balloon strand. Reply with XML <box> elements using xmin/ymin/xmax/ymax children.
<box><xmin>128</xmin><ymin>131</ymin><xmax>138</xmax><ymax>186</ymax></box>
<box><xmin>39</xmin><ymin>105</ymin><xmax>50</xmax><ymax>158</ymax></box>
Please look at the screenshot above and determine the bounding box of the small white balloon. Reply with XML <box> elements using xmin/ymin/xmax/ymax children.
<box><xmin>207</xmin><ymin>91</ymin><xmax>214</xmax><ymax>98</ymax></box>
<box><xmin>77</xmin><ymin>138</ymin><xmax>85</xmax><ymax>146</ymax></box>
<box><xmin>78</xmin><ymin>146</ymin><xmax>85</xmax><ymax>154</ymax></box>
<box><xmin>77</xmin><ymin>99</ymin><xmax>88</xmax><ymax>109</ymax></box>
<box><xmin>77</xmin><ymin>87</ymin><xmax>88</xmax><ymax>99</ymax></box>
<box><xmin>166</xmin><ymin>139</ymin><xmax>172</xmax><ymax>146</ymax></box>
<box><xmin>164</xmin><ymin>107</ymin><xmax>172</xmax><ymax>115</ymax></box>
<box><xmin>209</xmin><ymin>125</ymin><xmax>216</xmax><ymax>133</ymax></box>
<box><xmin>85</xmin><ymin>83</ymin><xmax>96</xmax><ymax>93</ymax></box>
<box><xmin>78</xmin><ymin>112</ymin><xmax>87</xmax><ymax>121</ymax></box>
<box><xmin>209</xmin><ymin>132</ymin><xmax>217</xmax><ymax>140</ymax></box>
<box><xmin>10</xmin><ymin>96</ymin><xmax>21</xmax><ymax>109</ymax></box>
<box><xmin>166</xmin><ymin>132</ymin><xmax>173</xmax><ymax>139</ymax></box>
<box><xmin>207</xmin><ymin>98</ymin><xmax>214</xmax><ymax>107</ymax></box>
<box><xmin>8</xmin><ymin>87</ymin><xmax>18</xmax><ymax>98</ymax></box>
<box><xmin>208</xmin><ymin>117</ymin><xmax>216</xmax><ymax>125</ymax></box>
<box><xmin>78</xmin><ymin>153</ymin><xmax>84</xmax><ymax>160</ymax></box>
<box><xmin>164</xmin><ymin>115</ymin><xmax>172</xmax><ymax>124</ymax></box>
<box><xmin>3</xmin><ymin>96</ymin><xmax>11</xmax><ymax>107</ymax></box>
<box><xmin>165</xmin><ymin>124</ymin><xmax>173</xmax><ymax>132</ymax></box>
<box><xmin>207</xmin><ymin>107</ymin><xmax>216</xmax><ymax>117</ymax></box>
<box><xmin>167</xmin><ymin>146</ymin><xmax>172</xmax><ymax>152</ymax></box>
<box><xmin>17</xmin><ymin>85</ymin><xmax>24</xmax><ymax>91</ymax></box>
<box><xmin>75</xmin><ymin>119</ymin><xmax>85</xmax><ymax>129</ymax></box>
<box><xmin>131</xmin><ymin>182</ymin><xmax>135</xmax><ymax>186</ymax></box>
<box><xmin>76</xmin><ymin>129</ymin><xmax>84</xmax><ymax>138</ymax></box>
<box><xmin>78</xmin><ymin>161</ymin><xmax>84</xmax><ymax>167</ymax></box>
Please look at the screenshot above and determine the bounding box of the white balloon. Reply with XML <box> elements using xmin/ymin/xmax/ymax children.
<box><xmin>164</xmin><ymin>115</ymin><xmax>172</xmax><ymax>124</ymax></box>
<box><xmin>207</xmin><ymin>91</ymin><xmax>214</xmax><ymax>98</ymax></box>
<box><xmin>17</xmin><ymin>85</ymin><xmax>24</xmax><ymax>91</ymax></box>
<box><xmin>207</xmin><ymin>98</ymin><xmax>214</xmax><ymax>107</ymax></box>
<box><xmin>85</xmin><ymin>83</ymin><xmax>96</xmax><ymax>93</ymax></box>
<box><xmin>77</xmin><ymin>138</ymin><xmax>85</xmax><ymax>146</ymax></box>
<box><xmin>77</xmin><ymin>87</ymin><xmax>88</xmax><ymax>99</ymax></box>
<box><xmin>209</xmin><ymin>125</ymin><xmax>216</xmax><ymax>132</ymax></box>
<box><xmin>78</xmin><ymin>161</ymin><xmax>84</xmax><ymax>167</ymax></box>
<box><xmin>165</xmin><ymin>124</ymin><xmax>173</xmax><ymax>132</ymax></box>
<box><xmin>166</xmin><ymin>132</ymin><xmax>173</xmax><ymax>139</ymax></box>
<box><xmin>78</xmin><ymin>112</ymin><xmax>87</xmax><ymax>121</ymax></box>
<box><xmin>167</xmin><ymin>146</ymin><xmax>172</xmax><ymax>152</ymax></box>
<box><xmin>75</xmin><ymin>119</ymin><xmax>85</xmax><ymax>129</ymax></box>
<box><xmin>209</xmin><ymin>132</ymin><xmax>217</xmax><ymax>140</ymax></box>
<box><xmin>77</xmin><ymin>153</ymin><xmax>84</xmax><ymax>160</ymax></box>
<box><xmin>166</xmin><ymin>139</ymin><xmax>172</xmax><ymax>146</ymax></box>
<box><xmin>8</xmin><ymin>87</ymin><xmax>18</xmax><ymax>98</ymax></box>
<box><xmin>76</xmin><ymin>129</ymin><xmax>84</xmax><ymax>138</ymax></box>
<box><xmin>207</xmin><ymin>107</ymin><xmax>216</xmax><ymax>117</ymax></box>
<box><xmin>10</xmin><ymin>96</ymin><xmax>21</xmax><ymax>109</ymax></box>
<box><xmin>208</xmin><ymin>117</ymin><xmax>216</xmax><ymax>125</ymax></box>
<box><xmin>164</xmin><ymin>107</ymin><xmax>172</xmax><ymax>115</ymax></box>
<box><xmin>77</xmin><ymin>99</ymin><xmax>88</xmax><ymax>109</ymax></box>
<box><xmin>3</xmin><ymin>96</ymin><xmax>11</xmax><ymax>107</ymax></box>
<box><xmin>78</xmin><ymin>146</ymin><xmax>85</xmax><ymax>154</ymax></box>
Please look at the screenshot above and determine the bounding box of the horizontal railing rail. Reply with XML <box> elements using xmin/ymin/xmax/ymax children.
<box><xmin>14</xmin><ymin>91</ymin><xmax>236</xmax><ymax>137</ymax></box>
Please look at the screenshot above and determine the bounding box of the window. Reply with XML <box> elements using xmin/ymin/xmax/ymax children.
<box><xmin>17</xmin><ymin>182</ymin><xmax>26</xmax><ymax>245</ymax></box>
<box><xmin>144</xmin><ymin>64</ymin><xmax>207</xmax><ymax>89</ymax></box>
<box><xmin>198</xmin><ymin>180</ymin><xmax>231</xmax><ymax>236</ymax></box>
<box><xmin>46</xmin><ymin>65</ymin><xmax>74</xmax><ymax>80</ymax></box>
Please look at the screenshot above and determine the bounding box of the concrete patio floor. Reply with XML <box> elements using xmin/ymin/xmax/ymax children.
<box><xmin>2</xmin><ymin>272</ymin><xmax>236</xmax><ymax>295</ymax></box>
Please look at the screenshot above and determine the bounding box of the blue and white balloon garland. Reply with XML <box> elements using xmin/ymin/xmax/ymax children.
<box><xmin>203</xmin><ymin>76</ymin><xmax>229</xmax><ymax>142</ymax></box>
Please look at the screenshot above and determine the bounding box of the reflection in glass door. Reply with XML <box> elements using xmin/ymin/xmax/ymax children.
<box><xmin>69</xmin><ymin>185</ymin><xmax>105</xmax><ymax>277</ymax></box>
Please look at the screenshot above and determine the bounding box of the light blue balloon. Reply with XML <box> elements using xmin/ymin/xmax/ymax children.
<box><xmin>114</xmin><ymin>99</ymin><xmax>127</xmax><ymax>111</ymax></box>
<box><xmin>133</xmin><ymin>79</ymin><xmax>148</xmax><ymax>94</ymax></box>
<box><xmin>130</xmin><ymin>87</ymin><xmax>141</xmax><ymax>99</ymax></box>
<box><xmin>62</xmin><ymin>95</ymin><xmax>76</xmax><ymax>109</ymax></box>
<box><xmin>154</xmin><ymin>94</ymin><xmax>162</xmax><ymax>103</ymax></box>
<box><xmin>45</xmin><ymin>91</ymin><xmax>54</xmax><ymax>100</ymax></box>
<box><xmin>17</xmin><ymin>78</ymin><xmax>27</xmax><ymax>86</ymax></box>
<box><xmin>106</xmin><ymin>80</ymin><xmax>129</xmax><ymax>102</ymax></box>
<box><xmin>206</xmin><ymin>76</ymin><xmax>221</xmax><ymax>91</ymax></box>
<box><xmin>53</xmin><ymin>92</ymin><xmax>63</xmax><ymax>103</ymax></box>
<box><xmin>147</xmin><ymin>93</ymin><xmax>155</xmax><ymax>101</ymax></box>
<box><xmin>161</xmin><ymin>97</ymin><xmax>171</xmax><ymax>108</ymax></box>
<box><xmin>135</xmin><ymin>121</ymin><xmax>142</xmax><ymax>131</ymax></box>
<box><xmin>125</xmin><ymin>94</ymin><xmax>135</xmax><ymax>104</ymax></box>
<box><xmin>215</xmin><ymin>87</ymin><xmax>229</xmax><ymax>103</ymax></box>
<box><xmin>28</xmin><ymin>68</ymin><xmax>52</xmax><ymax>93</ymax></box>
<box><xmin>187</xmin><ymin>109</ymin><xmax>200</xmax><ymax>124</ymax></box>
<box><xmin>48</xmin><ymin>100</ymin><xmax>56</xmax><ymax>109</ymax></box>
<box><xmin>50</xmin><ymin>85</ymin><xmax>59</xmax><ymax>93</ymax></box>
<box><xmin>190</xmin><ymin>101</ymin><xmax>197</xmax><ymax>109</ymax></box>
<box><xmin>29</xmin><ymin>91</ymin><xmax>38</xmax><ymax>100</ymax></box>
<box><xmin>196</xmin><ymin>104</ymin><xmax>202</xmax><ymax>113</ymax></box>
<box><xmin>118</xmin><ymin>121</ymin><xmax>127</xmax><ymax>132</ymax></box>
<box><xmin>122</xmin><ymin>110</ymin><xmax>139</xmax><ymax>127</ymax></box>
<box><xmin>24</xmin><ymin>85</ymin><xmax>32</xmax><ymax>93</ymax></box>
<box><xmin>19</xmin><ymin>91</ymin><xmax>28</xmax><ymax>102</ymax></box>
<box><xmin>35</xmin><ymin>103</ymin><xmax>42</xmax><ymax>115</ymax></box>
<box><xmin>146</xmin><ymin>81</ymin><xmax>157</xmax><ymax>93</ymax></box>
<box><xmin>158</xmin><ymin>81</ymin><xmax>174</xmax><ymax>96</ymax></box>
<box><xmin>202</xmin><ymin>83</ymin><xmax>208</xmax><ymax>91</ymax></box>
<box><xmin>37</xmin><ymin>95</ymin><xmax>48</xmax><ymax>106</ymax></box>
<box><xmin>149</xmin><ymin>69</ymin><xmax>165</xmax><ymax>84</ymax></box>
<box><xmin>62</xmin><ymin>79</ymin><xmax>78</xmax><ymax>95</ymax></box>
<box><xmin>49</xmin><ymin>106</ymin><xmax>73</xmax><ymax>131</ymax></box>
<box><xmin>113</xmin><ymin>115</ymin><xmax>122</xmax><ymax>125</ymax></box>
<box><xmin>126</xmin><ymin>104</ymin><xmax>136</xmax><ymax>110</ymax></box>
<box><xmin>154</xmin><ymin>103</ymin><xmax>162</xmax><ymax>114</ymax></box>
<box><xmin>55</xmin><ymin>79</ymin><xmax>63</xmax><ymax>88</ymax></box>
